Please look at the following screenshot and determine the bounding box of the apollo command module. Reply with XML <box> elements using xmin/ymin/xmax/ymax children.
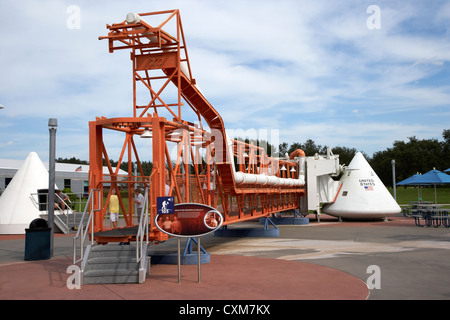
<box><xmin>321</xmin><ymin>152</ymin><xmax>401</xmax><ymax>220</ymax></box>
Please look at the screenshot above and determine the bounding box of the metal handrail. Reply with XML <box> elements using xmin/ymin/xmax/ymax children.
<box><xmin>31</xmin><ymin>191</ymin><xmax>87</xmax><ymax>231</ymax></box>
<box><xmin>136</xmin><ymin>168</ymin><xmax>157</xmax><ymax>269</ymax></box>
<box><xmin>136</xmin><ymin>187</ymin><xmax>149</xmax><ymax>264</ymax></box>
<box><xmin>73</xmin><ymin>189</ymin><xmax>101</xmax><ymax>265</ymax></box>
<box><xmin>54</xmin><ymin>194</ymin><xmax>74</xmax><ymax>228</ymax></box>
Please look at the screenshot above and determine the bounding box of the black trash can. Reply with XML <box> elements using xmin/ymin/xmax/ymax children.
<box><xmin>24</xmin><ymin>218</ymin><xmax>51</xmax><ymax>261</ymax></box>
<box><xmin>37</xmin><ymin>189</ymin><xmax>49</xmax><ymax>211</ymax></box>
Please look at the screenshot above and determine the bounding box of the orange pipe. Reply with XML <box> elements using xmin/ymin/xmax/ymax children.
<box><xmin>289</xmin><ymin>149</ymin><xmax>305</xmax><ymax>159</ymax></box>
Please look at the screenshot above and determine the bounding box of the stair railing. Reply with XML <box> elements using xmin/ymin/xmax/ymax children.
<box><xmin>136</xmin><ymin>187</ymin><xmax>149</xmax><ymax>264</ymax></box>
<box><xmin>136</xmin><ymin>169</ymin><xmax>156</xmax><ymax>270</ymax></box>
<box><xmin>31</xmin><ymin>191</ymin><xmax>78</xmax><ymax>233</ymax></box>
<box><xmin>54</xmin><ymin>193</ymin><xmax>74</xmax><ymax>229</ymax></box>
<box><xmin>73</xmin><ymin>188</ymin><xmax>101</xmax><ymax>265</ymax></box>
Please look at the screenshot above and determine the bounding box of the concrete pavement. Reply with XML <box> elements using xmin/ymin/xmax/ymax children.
<box><xmin>1</xmin><ymin>214</ymin><xmax>449</xmax><ymax>300</ymax></box>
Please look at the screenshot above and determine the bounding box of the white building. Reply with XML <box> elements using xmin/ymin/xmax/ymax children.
<box><xmin>0</xmin><ymin>157</ymin><xmax>128</xmax><ymax>195</ymax></box>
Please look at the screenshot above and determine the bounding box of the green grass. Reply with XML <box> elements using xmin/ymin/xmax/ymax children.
<box><xmin>390</xmin><ymin>186</ymin><xmax>450</xmax><ymax>206</ymax></box>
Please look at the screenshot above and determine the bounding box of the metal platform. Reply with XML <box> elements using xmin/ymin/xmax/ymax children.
<box><xmin>214</xmin><ymin>218</ymin><xmax>280</xmax><ymax>237</ymax></box>
<box><xmin>94</xmin><ymin>226</ymin><xmax>211</xmax><ymax>265</ymax></box>
<box><xmin>259</xmin><ymin>211</ymin><xmax>310</xmax><ymax>225</ymax></box>
<box><xmin>93</xmin><ymin>225</ymin><xmax>142</xmax><ymax>243</ymax></box>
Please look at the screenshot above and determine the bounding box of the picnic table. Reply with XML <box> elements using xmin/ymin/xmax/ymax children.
<box><xmin>403</xmin><ymin>207</ymin><xmax>450</xmax><ymax>228</ymax></box>
<box><xmin>409</xmin><ymin>202</ymin><xmax>442</xmax><ymax>209</ymax></box>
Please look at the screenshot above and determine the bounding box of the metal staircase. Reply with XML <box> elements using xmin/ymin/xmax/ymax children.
<box><xmin>82</xmin><ymin>244</ymin><xmax>150</xmax><ymax>284</ymax></box>
<box><xmin>33</xmin><ymin>191</ymin><xmax>88</xmax><ymax>234</ymax></box>
<box><xmin>73</xmin><ymin>188</ymin><xmax>151</xmax><ymax>286</ymax></box>
<box><xmin>40</xmin><ymin>211</ymin><xmax>88</xmax><ymax>234</ymax></box>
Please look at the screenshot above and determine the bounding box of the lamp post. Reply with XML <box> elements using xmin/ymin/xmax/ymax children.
<box><xmin>391</xmin><ymin>159</ymin><xmax>396</xmax><ymax>201</ymax></box>
<box><xmin>48</xmin><ymin>118</ymin><xmax>57</xmax><ymax>257</ymax></box>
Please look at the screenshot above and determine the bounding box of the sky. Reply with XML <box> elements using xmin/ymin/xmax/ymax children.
<box><xmin>1</xmin><ymin>0</ymin><xmax>450</xmax><ymax>163</ymax></box>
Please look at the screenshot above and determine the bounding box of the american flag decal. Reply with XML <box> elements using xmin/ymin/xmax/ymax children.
<box><xmin>364</xmin><ymin>186</ymin><xmax>373</xmax><ymax>191</ymax></box>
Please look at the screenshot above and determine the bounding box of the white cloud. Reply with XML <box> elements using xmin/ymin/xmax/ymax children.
<box><xmin>0</xmin><ymin>0</ymin><xmax>449</xmax><ymax>161</ymax></box>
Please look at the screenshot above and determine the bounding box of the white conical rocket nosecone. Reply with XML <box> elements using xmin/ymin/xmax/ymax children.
<box><xmin>322</xmin><ymin>152</ymin><xmax>401</xmax><ymax>220</ymax></box>
<box><xmin>0</xmin><ymin>152</ymin><xmax>51</xmax><ymax>234</ymax></box>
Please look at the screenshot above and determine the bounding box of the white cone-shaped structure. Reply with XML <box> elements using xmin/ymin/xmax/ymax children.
<box><xmin>322</xmin><ymin>152</ymin><xmax>401</xmax><ymax>219</ymax></box>
<box><xmin>0</xmin><ymin>152</ymin><xmax>51</xmax><ymax>234</ymax></box>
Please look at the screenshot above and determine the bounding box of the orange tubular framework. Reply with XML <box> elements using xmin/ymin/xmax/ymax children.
<box><xmin>90</xmin><ymin>10</ymin><xmax>305</xmax><ymax>241</ymax></box>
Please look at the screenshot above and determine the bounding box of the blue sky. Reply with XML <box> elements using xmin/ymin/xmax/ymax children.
<box><xmin>1</xmin><ymin>0</ymin><xmax>449</xmax><ymax>163</ymax></box>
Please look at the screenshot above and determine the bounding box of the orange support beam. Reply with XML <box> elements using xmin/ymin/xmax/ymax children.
<box><xmin>89</xmin><ymin>121</ymin><xmax>103</xmax><ymax>232</ymax></box>
<box><xmin>90</xmin><ymin>10</ymin><xmax>306</xmax><ymax>242</ymax></box>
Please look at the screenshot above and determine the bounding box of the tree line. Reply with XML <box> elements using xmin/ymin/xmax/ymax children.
<box><xmin>371</xmin><ymin>129</ymin><xmax>450</xmax><ymax>187</ymax></box>
<box><xmin>278</xmin><ymin>129</ymin><xmax>449</xmax><ymax>186</ymax></box>
<box><xmin>57</xmin><ymin>129</ymin><xmax>449</xmax><ymax>188</ymax></box>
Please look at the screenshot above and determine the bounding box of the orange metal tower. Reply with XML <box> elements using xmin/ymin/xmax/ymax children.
<box><xmin>90</xmin><ymin>10</ymin><xmax>305</xmax><ymax>242</ymax></box>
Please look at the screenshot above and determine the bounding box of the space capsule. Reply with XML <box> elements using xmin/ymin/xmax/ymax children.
<box><xmin>322</xmin><ymin>152</ymin><xmax>401</xmax><ymax>220</ymax></box>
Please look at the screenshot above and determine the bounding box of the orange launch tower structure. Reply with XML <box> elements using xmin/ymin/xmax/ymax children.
<box><xmin>90</xmin><ymin>10</ymin><xmax>306</xmax><ymax>242</ymax></box>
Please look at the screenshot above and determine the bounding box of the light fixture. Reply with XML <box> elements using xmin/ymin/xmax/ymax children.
<box><xmin>280</xmin><ymin>165</ymin><xmax>287</xmax><ymax>171</ymax></box>
<box><xmin>48</xmin><ymin>118</ymin><xmax>58</xmax><ymax>131</ymax></box>
<box><xmin>290</xmin><ymin>167</ymin><xmax>296</xmax><ymax>173</ymax></box>
<box><xmin>140</xmin><ymin>128</ymin><xmax>152</xmax><ymax>138</ymax></box>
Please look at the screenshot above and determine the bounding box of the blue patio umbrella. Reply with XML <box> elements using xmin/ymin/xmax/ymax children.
<box><xmin>413</xmin><ymin>169</ymin><xmax>450</xmax><ymax>204</ymax></box>
<box><xmin>397</xmin><ymin>173</ymin><xmax>427</xmax><ymax>201</ymax></box>
<box><xmin>396</xmin><ymin>173</ymin><xmax>425</xmax><ymax>186</ymax></box>
<box><xmin>445</xmin><ymin>168</ymin><xmax>450</xmax><ymax>173</ymax></box>
<box><xmin>415</xmin><ymin>169</ymin><xmax>450</xmax><ymax>184</ymax></box>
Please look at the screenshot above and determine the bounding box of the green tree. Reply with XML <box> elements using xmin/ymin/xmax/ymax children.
<box><xmin>370</xmin><ymin>131</ymin><xmax>449</xmax><ymax>186</ymax></box>
<box><xmin>287</xmin><ymin>139</ymin><xmax>328</xmax><ymax>157</ymax></box>
<box><xmin>443</xmin><ymin>129</ymin><xmax>450</xmax><ymax>158</ymax></box>
<box><xmin>331</xmin><ymin>146</ymin><xmax>361</xmax><ymax>167</ymax></box>
<box><xmin>56</xmin><ymin>157</ymin><xmax>88</xmax><ymax>164</ymax></box>
<box><xmin>278</xmin><ymin>142</ymin><xmax>288</xmax><ymax>157</ymax></box>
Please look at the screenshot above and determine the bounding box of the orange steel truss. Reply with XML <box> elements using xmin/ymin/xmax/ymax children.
<box><xmin>90</xmin><ymin>10</ymin><xmax>305</xmax><ymax>241</ymax></box>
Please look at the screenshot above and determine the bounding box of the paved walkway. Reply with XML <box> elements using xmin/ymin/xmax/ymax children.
<box><xmin>0</xmin><ymin>254</ymin><xmax>368</xmax><ymax>300</ymax></box>
<box><xmin>1</xmin><ymin>214</ymin><xmax>449</xmax><ymax>302</ymax></box>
